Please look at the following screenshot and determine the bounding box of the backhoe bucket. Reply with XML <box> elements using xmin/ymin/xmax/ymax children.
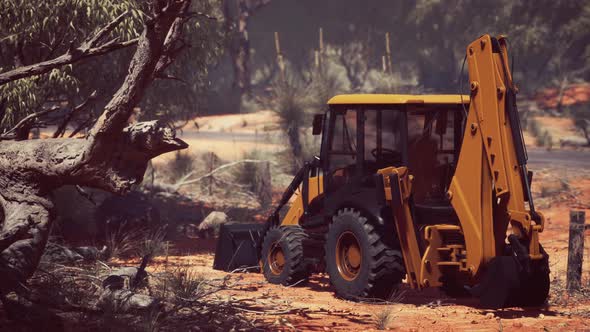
<box><xmin>471</xmin><ymin>256</ymin><xmax>521</xmax><ymax>308</ymax></box>
<box><xmin>213</xmin><ymin>223</ymin><xmax>266</xmax><ymax>272</ymax></box>
<box><xmin>472</xmin><ymin>250</ymin><xmax>550</xmax><ymax>308</ymax></box>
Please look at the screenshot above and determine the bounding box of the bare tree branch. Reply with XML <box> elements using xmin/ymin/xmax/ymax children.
<box><xmin>0</xmin><ymin>98</ymin><xmax>6</xmax><ymax>126</ymax></box>
<box><xmin>53</xmin><ymin>91</ymin><xmax>97</xmax><ymax>138</ymax></box>
<box><xmin>0</xmin><ymin>12</ymin><xmax>137</xmax><ymax>86</ymax></box>
<box><xmin>185</xmin><ymin>11</ymin><xmax>218</xmax><ymax>21</ymax></box>
<box><xmin>74</xmin><ymin>185</ymin><xmax>97</xmax><ymax>206</ymax></box>
<box><xmin>84</xmin><ymin>11</ymin><xmax>130</xmax><ymax>48</ymax></box>
<box><xmin>0</xmin><ymin>106</ymin><xmax>60</xmax><ymax>140</ymax></box>
<box><xmin>68</xmin><ymin>116</ymin><xmax>95</xmax><ymax>138</ymax></box>
<box><xmin>88</xmin><ymin>1</ymin><xmax>191</xmax><ymax>140</ymax></box>
<box><xmin>175</xmin><ymin>159</ymin><xmax>270</xmax><ymax>190</ymax></box>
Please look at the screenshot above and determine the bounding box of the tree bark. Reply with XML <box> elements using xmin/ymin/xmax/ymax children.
<box><xmin>224</xmin><ymin>0</ymin><xmax>272</xmax><ymax>98</ymax></box>
<box><xmin>0</xmin><ymin>0</ymin><xmax>193</xmax><ymax>294</ymax></box>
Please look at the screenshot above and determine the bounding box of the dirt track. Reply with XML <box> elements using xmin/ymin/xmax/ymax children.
<box><xmin>179</xmin><ymin>130</ymin><xmax>590</xmax><ymax>169</ymax></box>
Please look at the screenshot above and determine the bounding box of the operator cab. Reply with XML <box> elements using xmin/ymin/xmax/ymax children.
<box><xmin>314</xmin><ymin>94</ymin><xmax>470</xmax><ymax>226</ymax></box>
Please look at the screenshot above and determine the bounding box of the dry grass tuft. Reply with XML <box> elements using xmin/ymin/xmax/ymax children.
<box><xmin>375</xmin><ymin>308</ymin><xmax>396</xmax><ymax>330</ymax></box>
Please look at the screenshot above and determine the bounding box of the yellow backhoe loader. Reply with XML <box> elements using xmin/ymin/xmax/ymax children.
<box><xmin>214</xmin><ymin>34</ymin><xmax>549</xmax><ymax>308</ymax></box>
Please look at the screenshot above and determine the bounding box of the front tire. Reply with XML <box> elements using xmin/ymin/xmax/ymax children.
<box><xmin>325</xmin><ymin>208</ymin><xmax>404</xmax><ymax>300</ymax></box>
<box><xmin>261</xmin><ymin>225</ymin><xmax>310</xmax><ymax>285</ymax></box>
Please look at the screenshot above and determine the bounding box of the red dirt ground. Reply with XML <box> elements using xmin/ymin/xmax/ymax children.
<box><xmin>139</xmin><ymin>172</ymin><xmax>590</xmax><ymax>331</ymax></box>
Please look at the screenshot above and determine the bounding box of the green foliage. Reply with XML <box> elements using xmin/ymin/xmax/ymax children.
<box><xmin>409</xmin><ymin>0</ymin><xmax>590</xmax><ymax>92</ymax></box>
<box><xmin>140</xmin><ymin>0</ymin><xmax>225</xmax><ymax>122</ymax></box>
<box><xmin>0</xmin><ymin>0</ymin><xmax>225</xmax><ymax>131</ymax></box>
<box><xmin>240</xmin><ymin>1</ymin><xmax>590</xmax><ymax>97</ymax></box>
<box><xmin>0</xmin><ymin>0</ymin><xmax>144</xmax><ymax>130</ymax></box>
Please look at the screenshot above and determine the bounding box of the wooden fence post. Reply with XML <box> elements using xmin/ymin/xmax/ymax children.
<box><xmin>567</xmin><ymin>210</ymin><xmax>585</xmax><ymax>292</ymax></box>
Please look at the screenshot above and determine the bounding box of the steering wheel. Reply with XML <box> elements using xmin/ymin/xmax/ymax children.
<box><xmin>371</xmin><ymin>148</ymin><xmax>402</xmax><ymax>164</ymax></box>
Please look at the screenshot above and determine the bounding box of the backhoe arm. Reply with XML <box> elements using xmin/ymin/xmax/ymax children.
<box><xmin>448</xmin><ymin>34</ymin><xmax>544</xmax><ymax>277</ymax></box>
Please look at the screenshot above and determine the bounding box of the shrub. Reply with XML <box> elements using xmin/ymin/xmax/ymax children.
<box><xmin>234</xmin><ymin>150</ymin><xmax>272</xmax><ymax>206</ymax></box>
<box><xmin>270</xmin><ymin>77</ymin><xmax>309</xmax><ymax>170</ymax></box>
<box><xmin>168</xmin><ymin>151</ymin><xmax>196</xmax><ymax>182</ymax></box>
<box><xmin>136</xmin><ymin>226</ymin><xmax>167</xmax><ymax>259</ymax></box>
<box><xmin>544</xmin><ymin>132</ymin><xmax>554</xmax><ymax>150</ymax></box>
<box><xmin>104</xmin><ymin>220</ymin><xmax>144</xmax><ymax>260</ymax></box>
<box><xmin>528</xmin><ymin>118</ymin><xmax>542</xmax><ymax>137</ymax></box>
<box><xmin>153</xmin><ymin>268</ymin><xmax>207</xmax><ymax>305</ymax></box>
<box><xmin>535</xmin><ymin>129</ymin><xmax>553</xmax><ymax>149</ymax></box>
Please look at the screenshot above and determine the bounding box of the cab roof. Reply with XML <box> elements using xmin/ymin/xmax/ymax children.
<box><xmin>327</xmin><ymin>94</ymin><xmax>470</xmax><ymax>105</ymax></box>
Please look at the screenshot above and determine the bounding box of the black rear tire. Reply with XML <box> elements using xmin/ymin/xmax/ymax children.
<box><xmin>261</xmin><ymin>225</ymin><xmax>310</xmax><ymax>285</ymax></box>
<box><xmin>324</xmin><ymin>208</ymin><xmax>405</xmax><ymax>300</ymax></box>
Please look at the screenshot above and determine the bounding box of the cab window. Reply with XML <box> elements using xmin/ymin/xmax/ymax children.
<box><xmin>407</xmin><ymin>108</ymin><xmax>455</xmax><ymax>203</ymax></box>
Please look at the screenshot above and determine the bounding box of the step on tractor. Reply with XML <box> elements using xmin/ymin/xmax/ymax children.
<box><xmin>213</xmin><ymin>34</ymin><xmax>550</xmax><ymax>308</ymax></box>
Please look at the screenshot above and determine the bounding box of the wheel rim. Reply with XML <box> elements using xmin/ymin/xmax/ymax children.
<box><xmin>268</xmin><ymin>241</ymin><xmax>285</xmax><ymax>275</ymax></box>
<box><xmin>336</xmin><ymin>231</ymin><xmax>362</xmax><ymax>281</ymax></box>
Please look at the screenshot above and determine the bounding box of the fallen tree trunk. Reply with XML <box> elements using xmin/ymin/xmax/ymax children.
<box><xmin>0</xmin><ymin>0</ymin><xmax>194</xmax><ymax>295</ymax></box>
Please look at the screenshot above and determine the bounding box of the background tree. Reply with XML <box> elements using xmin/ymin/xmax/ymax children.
<box><xmin>222</xmin><ymin>0</ymin><xmax>271</xmax><ymax>102</ymax></box>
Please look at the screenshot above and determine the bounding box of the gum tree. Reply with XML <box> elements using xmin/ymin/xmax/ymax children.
<box><xmin>0</xmin><ymin>0</ymin><xmax>220</xmax><ymax>296</ymax></box>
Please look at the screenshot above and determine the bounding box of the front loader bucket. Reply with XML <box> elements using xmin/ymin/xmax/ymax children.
<box><xmin>213</xmin><ymin>223</ymin><xmax>266</xmax><ymax>272</ymax></box>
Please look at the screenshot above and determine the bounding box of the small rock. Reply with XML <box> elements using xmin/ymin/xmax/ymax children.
<box><xmin>199</xmin><ymin>211</ymin><xmax>228</xmax><ymax>238</ymax></box>
<box><xmin>72</xmin><ymin>245</ymin><xmax>106</xmax><ymax>261</ymax></box>
<box><xmin>471</xmin><ymin>320</ymin><xmax>479</xmax><ymax>324</ymax></box>
<box><xmin>102</xmin><ymin>267</ymin><xmax>147</xmax><ymax>289</ymax></box>
<box><xmin>538</xmin><ymin>313</ymin><xmax>545</xmax><ymax>319</ymax></box>
<box><xmin>97</xmin><ymin>289</ymin><xmax>159</xmax><ymax>313</ymax></box>
<box><xmin>513</xmin><ymin>322</ymin><xmax>523</xmax><ymax>328</ymax></box>
<box><xmin>485</xmin><ymin>313</ymin><xmax>495</xmax><ymax>319</ymax></box>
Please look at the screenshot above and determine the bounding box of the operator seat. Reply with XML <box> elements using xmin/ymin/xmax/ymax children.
<box><xmin>408</xmin><ymin>135</ymin><xmax>458</xmax><ymax>225</ymax></box>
